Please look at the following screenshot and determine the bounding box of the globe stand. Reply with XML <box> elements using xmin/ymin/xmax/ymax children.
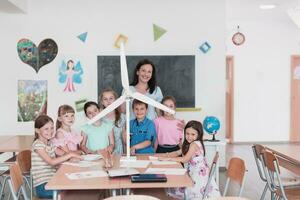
<box><xmin>205</xmin><ymin>132</ymin><xmax>219</xmax><ymax>142</ymax></box>
<box><xmin>210</xmin><ymin>134</ymin><xmax>219</xmax><ymax>142</ymax></box>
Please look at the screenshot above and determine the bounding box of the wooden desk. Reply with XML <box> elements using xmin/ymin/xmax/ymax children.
<box><xmin>266</xmin><ymin>144</ymin><xmax>300</xmax><ymax>175</ymax></box>
<box><xmin>0</xmin><ymin>135</ymin><xmax>34</xmax><ymax>152</ymax></box>
<box><xmin>46</xmin><ymin>155</ymin><xmax>193</xmax><ymax>200</ymax></box>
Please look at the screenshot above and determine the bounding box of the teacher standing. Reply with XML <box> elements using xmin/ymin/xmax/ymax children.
<box><xmin>128</xmin><ymin>59</ymin><xmax>163</xmax><ymax>120</ymax></box>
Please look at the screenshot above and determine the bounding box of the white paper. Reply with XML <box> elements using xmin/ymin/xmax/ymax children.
<box><xmin>65</xmin><ymin>170</ymin><xmax>107</xmax><ymax>180</ymax></box>
<box><xmin>120</xmin><ymin>156</ymin><xmax>137</xmax><ymax>162</ymax></box>
<box><xmin>107</xmin><ymin>168</ymin><xmax>139</xmax><ymax>177</ymax></box>
<box><xmin>63</xmin><ymin>161</ymin><xmax>100</xmax><ymax>168</ymax></box>
<box><xmin>120</xmin><ymin>160</ymin><xmax>150</xmax><ymax>168</ymax></box>
<box><xmin>148</xmin><ymin>156</ymin><xmax>178</xmax><ymax>165</ymax></box>
<box><xmin>82</xmin><ymin>154</ymin><xmax>102</xmax><ymax>161</ymax></box>
<box><xmin>150</xmin><ymin>160</ymin><xmax>178</xmax><ymax>165</ymax></box>
<box><xmin>145</xmin><ymin>168</ymin><xmax>186</xmax><ymax>175</ymax></box>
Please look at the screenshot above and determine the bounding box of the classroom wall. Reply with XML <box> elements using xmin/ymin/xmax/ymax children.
<box><xmin>0</xmin><ymin>0</ymin><xmax>226</xmax><ymax>139</ymax></box>
<box><xmin>226</xmin><ymin>17</ymin><xmax>300</xmax><ymax>142</ymax></box>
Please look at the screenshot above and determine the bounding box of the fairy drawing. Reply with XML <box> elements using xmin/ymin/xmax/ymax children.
<box><xmin>59</xmin><ymin>59</ymin><xmax>83</xmax><ymax>92</ymax></box>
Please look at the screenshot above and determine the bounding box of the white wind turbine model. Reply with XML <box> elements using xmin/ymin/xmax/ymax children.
<box><xmin>87</xmin><ymin>42</ymin><xmax>175</xmax><ymax>159</ymax></box>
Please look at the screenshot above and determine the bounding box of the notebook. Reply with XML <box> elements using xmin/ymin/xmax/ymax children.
<box><xmin>131</xmin><ymin>174</ymin><xmax>167</xmax><ymax>183</ymax></box>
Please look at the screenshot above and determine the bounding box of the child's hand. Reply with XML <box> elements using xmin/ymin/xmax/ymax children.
<box><xmin>106</xmin><ymin>145</ymin><xmax>114</xmax><ymax>154</ymax></box>
<box><xmin>69</xmin><ymin>157</ymin><xmax>81</xmax><ymax>162</ymax></box>
<box><xmin>130</xmin><ymin>147</ymin><xmax>136</xmax><ymax>155</ymax></box>
<box><xmin>69</xmin><ymin>152</ymin><xmax>83</xmax><ymax>160</ymax></box>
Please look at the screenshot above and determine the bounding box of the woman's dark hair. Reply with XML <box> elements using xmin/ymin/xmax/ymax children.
<box><xmin>56</xmin><ymin>104</ymin><xmax>75</xmax><ymax>130</ymax></box>
<box><xmin>99</xmin><ymin>88</ymin><xmax>121</xmax><ymax>127</ymax></box>
<box><xmin>83</xmin><ymin>101</ymin><xmax>100</xmax><ymax>116</ymax></box>
<box><xmin>181</xmin><ymin>120</ymin><xmax>205</xmax><ymax>156</ymax></box>
<box><xmin>34</xmin><ymin>115</ymin><xmax>54</xmax><ymax>140</ymax></box>
<box><xmin>130</xmin><ymin>59</ymin><xmax>157</xmax><ymax>94</ymax></box>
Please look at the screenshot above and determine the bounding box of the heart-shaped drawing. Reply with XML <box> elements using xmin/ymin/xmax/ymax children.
<box><xmin>17</xmin><ymin>38</ymin><xmax>58</xmax><ymax>73</ymax></box>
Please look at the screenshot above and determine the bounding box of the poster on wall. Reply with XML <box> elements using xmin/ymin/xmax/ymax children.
<box><xmin>17</xmin><ymin>38</ymin><xmax>58</xmax><ymax>73</ymax></box>
<box><xmin>17</xmin><ymin>80</ymin><xmax>47</xmax><ymax>122</ymax></box>
<box><xmin>58</xmin><ymin>59</ymin><xmax>84</xmax><ymax>92</ymax></box>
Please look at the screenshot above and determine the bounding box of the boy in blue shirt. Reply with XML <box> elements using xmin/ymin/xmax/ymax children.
<box><xmin>130</xmin><ymin>99</ymin><xmax>156</xmax><ymax>154</ymax></box>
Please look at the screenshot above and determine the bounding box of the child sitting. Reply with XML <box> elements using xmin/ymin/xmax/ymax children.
<box><xmin>159</xmin><ymin>120</ymin><xmax>220</xmax><ymax>199</ymax></box>
<box><xmin>130</xmin><ymin>99</ymin><xmax>156</xmax><ymax>154</ymax></box>
<box><xmin>31</xmin><ymin>115</ymin><xmax>82</xmax><ymax>199</ymax></box>
<box><xmin>52</xmin><ymin>104</ymin><xmax>83</xmax><ymax>156</ymax></box>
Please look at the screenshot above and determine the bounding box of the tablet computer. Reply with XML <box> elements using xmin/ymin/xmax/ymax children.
<box><xmin>131</xmin><ymin>174</ymin><xmax>167</xmax><ymax>183</ymax></box>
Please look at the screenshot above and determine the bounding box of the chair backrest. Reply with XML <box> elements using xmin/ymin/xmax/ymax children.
<box><xmin>8</xmin><ymin>162</ymin><xmax>29</xmax><ymax>200</ymax></box>
<box><xmin>16</xmin><ymin>150</ymin><xmax>31</xmax><ymax>173</ymax></box>
<box><xmin>10</xmin><ymin>163</ymin><xmax>23</xmax><ymax>194</ymax></box>
<box><xmin>261</xmin><ymin>150</ymin><xmax>287</xmax><ymax>200</ymax></box>
<box><xmin>202</xmin><ymin>152</ymin><xmax>219</xmax><ymax>199</ymax></box>
<box><xmin>251</xmin><ymin>144</ymin><xmax>267</xmax><ymax>181</ymax></box>
<box><xmin>223</xmin><ymin>157</ymin><xmax>246</xmax><ymax>197</ymax></box>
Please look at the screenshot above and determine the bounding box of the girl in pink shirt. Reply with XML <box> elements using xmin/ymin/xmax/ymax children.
<box><xmin>154</xmin><ymin>96</ymin><xmax>183</xmax><ymax>153</ymax></box>
<box><xmin>52</xmin><ymin>105</ymin><xmax>83</xmax><ymax>156</ymax></box>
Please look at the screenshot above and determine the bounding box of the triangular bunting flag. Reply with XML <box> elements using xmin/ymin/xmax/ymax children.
<box><xmin>153</xmin><ymin>24</ymin><xmax>167</xmax><ymax>41</ymax></box>
<box><xmin>77</xmin><ymin>32</ymin><xmax>88</xmax><ymax>43</ymax></box>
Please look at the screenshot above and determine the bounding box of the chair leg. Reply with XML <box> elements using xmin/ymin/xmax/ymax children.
<box><xmin>7</xmin><ymin>179</ymin><xmax>17</xmax><ymax>200</ymax></box>
<box><xmin>0</xmin><ymin>176</ymin><xmax>8</xmax><ymax>200</ymax></box>
<box><xmin>259</xmin><ymin>183</ymin><xmax>268</xmax><ymax>200</ymax></box>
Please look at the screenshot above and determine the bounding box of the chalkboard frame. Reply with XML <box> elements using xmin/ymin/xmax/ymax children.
<box><xmin>97</xmin><ymin>55</ymin><xmax>195</xmax><ymax>108</ymax></box>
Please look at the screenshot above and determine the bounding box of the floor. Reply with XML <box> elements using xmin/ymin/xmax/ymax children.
<box><xmin>221</xmin><ymin>143</ymin><xmax>300</xmax><ymax>200</ymax></box>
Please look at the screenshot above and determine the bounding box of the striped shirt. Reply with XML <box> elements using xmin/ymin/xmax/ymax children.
<box><xmin>31</xmin><ymin>139</ymin><xmax>56</xmax><ymax>187</ymax></box>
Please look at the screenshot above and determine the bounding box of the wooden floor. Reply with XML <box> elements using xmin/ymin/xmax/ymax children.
<box><xmin>221</xmin><ymin>143</ymin><xmax>300</xmax><ymax>200</ymax></box>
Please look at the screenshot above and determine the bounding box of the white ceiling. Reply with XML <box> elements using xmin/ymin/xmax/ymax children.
<box><xmin>0</xmin><ymin>0</ymin><xmax>27</xmax><ymax>13</ymax></box>
<box><xmin>226</xmin><ymin>0</ymin><xmax>300</xmax><ymax>21</ymax></box>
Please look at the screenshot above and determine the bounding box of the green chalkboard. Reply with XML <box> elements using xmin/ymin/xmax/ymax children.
<box><xmin>97</xmin><ymin>55</ymin><xmax>195</xmax><ymax>108</ymax></box>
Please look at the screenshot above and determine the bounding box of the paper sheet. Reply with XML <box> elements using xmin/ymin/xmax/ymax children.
<box><xmin>120</xmin><ymin>160</ymin><xmax>150</xmax><ymax>168</ymax></box>
<box><xmin>150</xmin><ymin>160</ymin><xmax>178</xmax><ymax>165</ymax></box>
<box><xmin>65</xmin><ymin>170</ymin><xmax>107</xmax><ymax>180</ymax></box>
<box><xmin>145</xmin><ymin>168</ymin><xmax>186</xmax><ymax>175</ymax></box>
<box><xmin>120</xmin><ymin>156</ymin><xmax>137</xmax><ymax>162</ymax></box>
<box><xmin>148</xmin><ymin>156</ymin><xmax>178</xmax><ymax>165</ymax></box>
<box><xmin>63</xmin><ymin>161</ymin><xmax>100</xmax><ymax>168</ymax></box>
<box><xmin>107</xmin><ymin>168</ymin><xmax>139</xmax><ymax>177</ymax></box>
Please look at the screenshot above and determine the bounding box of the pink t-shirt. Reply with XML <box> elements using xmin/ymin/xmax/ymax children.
<box><xmin>51</xmin><ymin>128</ymin><xmax>82</xmax><ymax>151</ymax></box>
<box><xmin>154</xmin><ymin>116</ymin><xmax>183</xmax><ymax>145</ymax></box>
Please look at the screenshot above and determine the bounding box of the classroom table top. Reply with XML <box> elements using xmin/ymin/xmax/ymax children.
<box><xmin>266</xmin><ymin>144</ymin><xmax>300</xmax><ymax>175</ymax></box>
<box><xmin>46</xmin><ymin>154</ymin><xmax>193</xmax><ymax>191</ymax></box>
<box><xmin>0</xmin><ymin>135</ymin><xmax>34</xmax><ymax>152</ymax></box>
<box><xmin>266</xmin><ymin>144</ymin><xmax>300</xmax><ymax>166</ymax></box>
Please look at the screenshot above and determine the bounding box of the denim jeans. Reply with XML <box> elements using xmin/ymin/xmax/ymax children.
<box><xmin>35</xmin><ymin>182</ymin><xmax>53</xmax><ymax>199</ymax></box>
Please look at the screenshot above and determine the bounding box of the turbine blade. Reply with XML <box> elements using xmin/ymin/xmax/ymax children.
<box><xmin>87</xmin><ymin>96</ymin><xmax>126</xmax><ymax>124</ymax></box>
<box><xmin>131</xmin><ymin>92</ymin><xmax>175</xmax><ymax>115</ymax></box>
<box><xmin>120</xmin><ymin>42</ymin><xmax>129</xmax><ymax>91</ymax></box>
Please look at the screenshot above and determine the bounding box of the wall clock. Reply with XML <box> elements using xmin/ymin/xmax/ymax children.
<box><xmin>232</xmin><ymin>26</ymin><xmax>245</xmax><ymax>46</ymax></box>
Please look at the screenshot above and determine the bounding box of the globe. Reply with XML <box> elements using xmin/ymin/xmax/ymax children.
<box><xmin>203</xmin><ymin>116</ymin><xmax>220</xmax><ymax>141</ymax></box>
